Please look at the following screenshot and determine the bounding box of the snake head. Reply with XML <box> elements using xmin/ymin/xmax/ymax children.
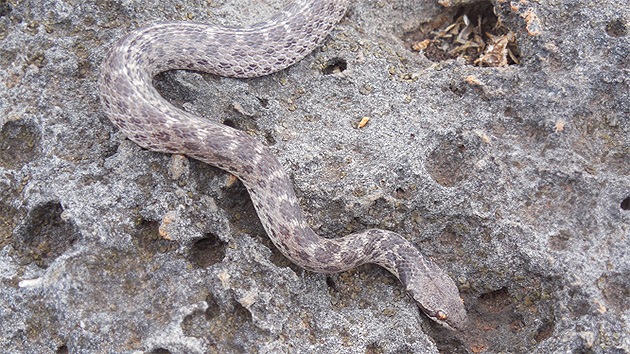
<box><xmin>403</xmin><ymin>259</ymin><xmax>468</xmax><ymax>331</ymax></box>
<box><xmin>416</xmin><ymin>297</ymin><xmax>468</xmax><ymax>331</ymax></box>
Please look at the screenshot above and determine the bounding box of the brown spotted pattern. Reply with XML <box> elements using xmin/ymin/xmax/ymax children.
<box><xmin>98</xmin><ymin>0</ymin><xmax>467</xmax><ymax>330</ymax></box>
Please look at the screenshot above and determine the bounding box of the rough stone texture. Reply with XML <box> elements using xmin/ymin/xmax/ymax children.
<box><xmin>0</xmin><ymin>0</ymin><xmax>628</xmax><ymax>353</ymax></box>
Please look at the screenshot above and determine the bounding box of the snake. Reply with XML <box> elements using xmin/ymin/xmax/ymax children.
<box><xmin>98</xmin><ymin>0</ymin><xmax>468</xmax><ymax>330</ymax></box>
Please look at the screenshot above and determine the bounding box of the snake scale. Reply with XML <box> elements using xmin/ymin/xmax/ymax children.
<box><xmin>98</xmin><ymin>0</ymin><xmax>467</xmax><ymax>330</ymax></box>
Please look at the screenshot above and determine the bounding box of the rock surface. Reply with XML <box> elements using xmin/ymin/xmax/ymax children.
<box><xmin>0</xmin><ymin>0</ymin><xmax>628</xmax><ymax>353</ymax></box>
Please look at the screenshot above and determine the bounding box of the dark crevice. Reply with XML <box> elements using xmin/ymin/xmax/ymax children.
<box><xmin>322</xmin><ymin>57</ymin><xmax>347</xmax><ymax>75</ymax></box>
<box><xmin>213</xmin><ymin>179</ymin><xmax>289</xmax><ymax>269</ymax></box>
<box><xmin>325</xmin><ymin>276</ymin><xmax>338</xmax><ymax>292</ymax></box>
<box><xmin>188</xmin><ymin>233</ymin><xmax>226</xmax><ymax>268</ymax></box>
<box><xmin>13</xmin><ymin>201</ymin><xmax>80</xmax><ymax>268</ymax></box>
<box><xmin>257</xmin><ymin>97</ymin><xmax>269</xmax><ymax>108</ymax></box>
<box><xmin>55</xmin><ymin>344</ymin><xmax>68</xmax><ymax>354</ymax></box>
<box><xmin>404</xmin><ymin>0</ymin><xmax>520</xmax><ymax>66</ymax></box>
<box><xmin>0</xmin><ymin>0</ymin><xmax>10</xmax><ymax>17</ymax></box>
<box><xmin>222</xmin><ymin>118</ymin><xmax>237</xmax><ymax>128</ymax></box>
<box><xmin>149</xmin><ymin>349</ymin><xmax>171</xmax><ymax>354</ymax></box>
<box><xmin>605</xmin><ymin>18</ymin><xmax>628</xmax><ymax>37</ymax></box>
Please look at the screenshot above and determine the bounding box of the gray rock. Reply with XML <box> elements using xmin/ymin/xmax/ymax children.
<box><xmin>0</xmin><ymin>0</ymin><xmax>628</xmax><ymax>353</ymax></box>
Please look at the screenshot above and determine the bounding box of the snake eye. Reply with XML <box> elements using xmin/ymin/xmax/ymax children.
<box><xmin>436</xmin><ymin>310</ymin><xmax>448</xmax><ymax>321</ymax></box>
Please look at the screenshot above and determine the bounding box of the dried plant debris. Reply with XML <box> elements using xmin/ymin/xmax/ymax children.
<box><xmin>409</xmin><ymin>1</ymin><xmax>520</xmax><ymax>66</ymax></box>
<box><xmin>474</xmin><ymin>31</ymin><xmax>519</xmax><ymax>66</ymax></box>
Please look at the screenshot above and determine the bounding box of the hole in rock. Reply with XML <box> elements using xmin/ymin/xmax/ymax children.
<box><xmin>188</xmin><ymin>233</ymin><xmax>226</xmax><ymax>268</ymax></box>
<box><xmin>257</xmin><ymin>97</ymin><xmax>269</xmax><ymax>107</ymax></box>
<box><xmin>13</xmin><ymin>201</ymin><xmax>79</xmax><ymax>268</ymax></box>
<box><xmin>606</xmin><ymin>18</ymin><xmax>628</xmax><ymax>37</ymax></box>
<box><xmin>326</xmin><ymin>276</ymin><xmax>338</xmax><ymax>291</ymax></box>
<box><xmin>149</xmin><ymin>349</ymin><xmax>170</xmax><ymax>354</ymax></box>
<box><xmin>0</xmin><ymin>1</ymin><xmax>11</xmax><ymax>17</ymax></box>
<box><xmin>322</xmin><ymin>57</ymin><xmax>347</xmax><ymax>75</ymax></box>
<box><xmin>222</xmin><ymin>118</ymin><xmax>237</xmax><ymax>128</ymax></box>
<box><xmin>55</xmin><ymin>344</ymin><xmax>68</xmax><ymax>354</ymax></box>
<box><xmin>405</xmin><ymin>0</ymin><xmax>520</xmax><ymax>66</ymax></box>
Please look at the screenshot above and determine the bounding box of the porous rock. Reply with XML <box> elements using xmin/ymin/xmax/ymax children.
<box><xmin>0</xmin><ymin>0</ymin><xmax>628</xmax><ymax>353</ymax></box>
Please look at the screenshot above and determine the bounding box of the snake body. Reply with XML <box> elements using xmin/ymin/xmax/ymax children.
<box><xmin>98</xmin><ymin>0</ymin><xmax>467</xmax><ymax>330</ymax></box>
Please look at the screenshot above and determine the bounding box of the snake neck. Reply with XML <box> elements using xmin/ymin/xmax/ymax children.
<box><xmin>251</xmin><ymin>222</ymin><xmax>469</xmax><ymax>330</ymax></box>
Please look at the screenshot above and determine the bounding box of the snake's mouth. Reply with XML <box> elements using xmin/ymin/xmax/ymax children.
<box><xmin>417</xmin><ymin>305</ymin><xmax>462</xmax><ymax>331</ymax></box>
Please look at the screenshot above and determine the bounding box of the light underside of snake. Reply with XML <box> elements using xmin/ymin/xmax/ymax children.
<box><xmin>98</xmin><ymin>0</ymin><xmax>467</xmax><ymax>330</ymax></box>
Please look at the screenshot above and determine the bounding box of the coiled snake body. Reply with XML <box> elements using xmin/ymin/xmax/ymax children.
<box><xmin>98</xmin><ymin>0</ymin><xmax>467</xmax><ymax>330</ymax></box>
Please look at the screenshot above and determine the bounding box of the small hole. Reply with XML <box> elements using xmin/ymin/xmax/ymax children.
<box><xmin>322</xmin><ymin>57</ymin><xmax>347</xmax><ymax>75</ymax></box>
<box><xmin>150</xmin><ymin>349</ymin><xmax>171</xmax><ymax>354</ymax></box>
<box><xmin>257</xmin><ymin>97</ymin><xmax>269</xmax><ymax>108</ymax></box>
<box><xmin>621</xmin><ymin>196</ymin><xmax>630</xmax><ymax>210</ymax></box>
<box><xmin>326</xmin><ymin>276</ymin><xmax>338</xmax><ymax>291</ymax></box>
<box><xmin>188</xmin><ymin>233</ymin><xmax>226</xmax><ymax>268</ymax></box>
<box><xmin>606</xmin><ymin>18</ymin><xmax>628</xmax><ymax>37</ymax></box>
<box><xmin>223</xmin><ymin>119</ymin><xmax>236</xmax><ymax>128</ymax></box>
<box><xmin>0</xmin><ymin>2</ymin><xmax>12</xmax><ymax>17</ymax></box>
<box><xmin>264</xmin><ymin>132</ymin><xmax>276</xmax><ymax>146</ymax></box>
